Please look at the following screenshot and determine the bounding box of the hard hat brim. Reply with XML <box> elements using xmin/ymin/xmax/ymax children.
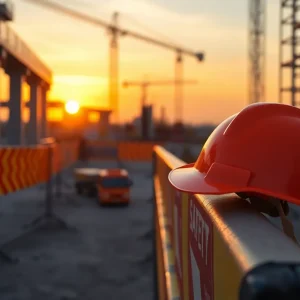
<box><xmin>168</xmin><ymin>163</ymin><xmax>224</xmax><ymax>194</ymax></box>
<box><xmin>169</xmin><ymin>164</ymin><xmax>300</xmax><ymax>206</ymax></box>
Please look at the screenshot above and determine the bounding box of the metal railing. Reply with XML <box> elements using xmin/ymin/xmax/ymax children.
<box><xmin>153</xmin><ymin>145</ymin><xmax>300</xmax><ymax>300</ymax></box>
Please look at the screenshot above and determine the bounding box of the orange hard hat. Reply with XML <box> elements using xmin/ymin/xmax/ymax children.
<box><xmin>168</xmin><ymin>102</ymin><xmax>300</xmax><ymax>206</ymax></box>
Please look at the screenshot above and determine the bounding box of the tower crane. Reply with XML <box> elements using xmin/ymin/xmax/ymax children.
<box><xmin>248</xmin><ymin>0</ymin><xmax>266</xmax><ymax>104</ymax></box>
<box><xmin>24</xmin><ymin>0</ymin><xmax>205</xmax><ymax>122</ymax></box>
<box><xmin>123</xmin><ymin>79</ymin><xmax>197</xmax><ymax>139</ymax></box>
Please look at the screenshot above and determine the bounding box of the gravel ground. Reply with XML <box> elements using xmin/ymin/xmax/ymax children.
<box><xmin>0</xmin><ymin>146</ymin><xmax>299</xmax><ymax>300</ymax></box>
<box><xmin>0</xmin><ymin>160</ymin><xmax>155</xmax><ymax>300</ymax></box>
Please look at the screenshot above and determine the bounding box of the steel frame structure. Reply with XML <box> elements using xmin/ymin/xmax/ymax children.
<box><xmin>249</xmin><ymin>0</ymin><xmax>266</xmax><ymax>104</ymax></box>
<box><xmin>279</xmin><ymin>0</ymin><xmax>300</xmax><ymax>106</ymax></box>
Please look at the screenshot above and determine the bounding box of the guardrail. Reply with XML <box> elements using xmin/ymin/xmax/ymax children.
<box><xmin>153</xmin><ymin>145</ymin><xmax>300</xmax><ymax>300</ymax></box>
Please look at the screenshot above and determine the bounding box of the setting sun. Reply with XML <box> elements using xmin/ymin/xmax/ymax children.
<box><xmin>65</xmin><ymin>100</ymin><xmax>80</xmax><ymax>115</ymax></box>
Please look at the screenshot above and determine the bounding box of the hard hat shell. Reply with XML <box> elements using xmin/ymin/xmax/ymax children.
<box><xmin>168</xmin><ymin>102</ymin><xmax>300</xmax><ymax>205</ymax></box>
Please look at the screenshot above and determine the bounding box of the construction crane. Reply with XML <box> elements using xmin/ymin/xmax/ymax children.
<box><xmin>279</xmin><ymin>0</ymin><xmax>300</xmax><ymax>107</ymax></box>
<box><xmin>248</xmin><ymin>0</ymin><xmax>266</xmax><ymax>104</ymax></box>
<box><xmin>123</xmin><ymin>79</ymin><xmax>197</xmax><ymax>138</ymax></box>
<box><xmin>24</xmin><ymin>0</ymin><xmax>204</xmax><ymax>122</ymax></box>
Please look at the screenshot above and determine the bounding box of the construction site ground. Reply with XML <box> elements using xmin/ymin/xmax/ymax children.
<box><xmin>0</xmin><ymin>160</ymin><xmax>154</xmax><ymax>300</ymax></box>
<box><xmin>0</xmin><ymin>145</ymin><xmax>300</xmax><ymax>300</ymax></box>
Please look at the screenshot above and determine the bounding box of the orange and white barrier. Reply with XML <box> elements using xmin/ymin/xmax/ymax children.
<box><xmin>0</xmin><ymin>146</ymin><xmax>50</xmax><ymax>195</ymax></box>
<box><xmin>0</xmin><ymin>138</ymin><xmax>81</xmax><ymax>196</ymax></box>
<box><xmin>153</xmin><ymin>145</ymin><xmax>300</xmax><ymax>300</ymax></box>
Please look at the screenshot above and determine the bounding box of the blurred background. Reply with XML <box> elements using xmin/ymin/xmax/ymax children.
<box><xmin>0</xmin><ymin>1</ymin><xmax>299</xmax><ymax>299</ymax></box>
<box><xmin>0</xmin><ymin>0</ymin><xmax>296</xmax><ymax>156</ymax></box>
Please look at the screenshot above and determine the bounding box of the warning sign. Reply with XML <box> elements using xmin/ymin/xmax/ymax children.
<box><xmin>188</xmin><ymin>195</ymin><xmax>214</xmax><ymax>300</ymax></box>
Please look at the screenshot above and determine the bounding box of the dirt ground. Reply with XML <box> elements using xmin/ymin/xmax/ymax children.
<box><xmin>0</xmin><ymin>161</ymin><xmax>155</xmax><ymax>300</ymax></box>
<box><xmin>1</xmin><ymin>154</ymin><xmax>300</xmax><ymax>300</ymax></box>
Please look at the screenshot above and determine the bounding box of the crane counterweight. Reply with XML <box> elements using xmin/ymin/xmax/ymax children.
<box><xmin>195</xmin><ymin>52</ymin><xmax>205</xmax><ymax>61</ymax></box>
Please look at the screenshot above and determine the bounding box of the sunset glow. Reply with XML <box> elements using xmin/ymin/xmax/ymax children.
<box><xmin>65</xmin><ymin>100</ymin><xmax>80</xmax><ymax>115</ymax></box>
<box><xmin>6</xmin><ymin>0</ymin><xmax>281</xmax><ymax>124</ymax></box>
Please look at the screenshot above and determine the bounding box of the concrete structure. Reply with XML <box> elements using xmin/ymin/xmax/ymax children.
<box><xmin>0</xmin><ymin>2</ymin><xmax>52</xmax><ymax>145</ymax></box>
<box><xmin>142</xmin><ymin>105</ymin><xmax>154</xmax><ymax>140</ymax></box>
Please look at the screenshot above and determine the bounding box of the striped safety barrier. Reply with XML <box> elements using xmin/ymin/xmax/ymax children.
<box><xmin>0</xmin><ymin>138</ymin><xmax>81</xmax><ymax>196</ymax></box>
<box><xmin>0</xmin><ymin>146</ymin><xmax>49</xmax><ymax>195</ymax></box>
<box><xmin>85</xmin><ymin>140</ymin><xmax>161</xmax><ymax>161</ymax></box>
<box><xmin>118</xmin><ymin>141</ymin><xmax>159</xmax><ymax>161</ymax></box>
<box><xmin>153</xmin><ymin>145</ymin><xmax>300</xmax><ymax>300</ymax></box>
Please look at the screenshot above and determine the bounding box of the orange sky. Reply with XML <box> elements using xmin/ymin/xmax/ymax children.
<box><xmin>0</xmin><ymin>0</ymin><xmax>284</xmax><ymax>125</ymax></box>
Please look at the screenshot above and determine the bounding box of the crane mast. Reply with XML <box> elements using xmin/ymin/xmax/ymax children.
<box><xmin>175</xmin><ymin>51</ymin><xmax>183</xmax><ymax>123</ymax></box>
<box><xmin>109</xmin><ymin>12</ymin><xmax>119</xmax><ymax>121</ymax></box>
<box><xmin>249</xmin><ymin>0</ymin><xmax>266</xmax><ymax>104</ymax></box>
<box><xmin>279</xmin><ymin>0</ymin><xmax>300</xmax><ymax>106</ymax></box>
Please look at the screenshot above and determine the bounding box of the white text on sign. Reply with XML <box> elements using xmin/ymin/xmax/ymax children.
<box><xmin>189</xmin><ymin>199</ymin><xmax>210</xmax><ymax>265</ymax></box>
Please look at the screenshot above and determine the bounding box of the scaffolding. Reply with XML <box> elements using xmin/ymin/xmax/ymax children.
<box><xmin>279</xmin><ymin>0</ymin><xmax>300</xmax><ymax>106</ymax></box>
<box><xmin>249</xmin><ymin>0</ymin><xmax>266</xmax><ymax>104</ymax></box>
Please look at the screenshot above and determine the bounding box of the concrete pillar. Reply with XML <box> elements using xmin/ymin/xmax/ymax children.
<box><xmin>40</xmin><ymin>85</ymin><xmax>48</xmax><ymax>139</ymax></box>
<box><xmin>27</xmin><ymin>76</ymin><xmax>41</xmax><ymax>144</ymax></box>
<box><xmin>6</xmin><ymin>69</ymin><xmax>26</xmax><ymax>145</ymax></box>
<box><xmin>83</xmin><ymin>109</ymin><xmax>89</xmax><ymax>125</ymax></box>
<box><xmin>99</xmin><ymin>110</ymin><xmax>111</xmax><ymax>139</ymax></box>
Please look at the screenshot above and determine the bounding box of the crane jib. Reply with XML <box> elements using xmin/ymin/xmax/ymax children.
<box><xmin>24</xmin><ymin>0</ymin><xmax>204</xmax><ymax>60</ymax></box>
